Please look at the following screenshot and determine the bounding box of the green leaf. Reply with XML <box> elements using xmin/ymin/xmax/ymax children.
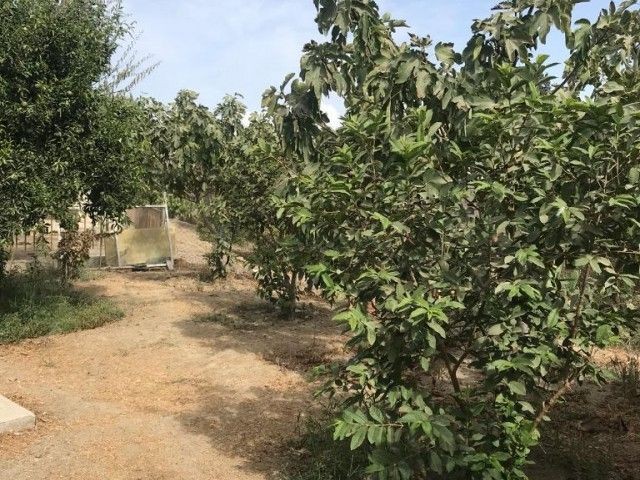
<box><xmin>420</xmin><ymin>357</ymin><xmax>431</xmax><ymax>371</ymax></box>
<box><xmin>596</xmin><ymin>325</ymin><xmax>613</xmax><ymax>343</ymax></box>
<box><xmin>428</xmin><ymin>321</ymin><xmax>447</xmax><ymax>338</ymax></box>
<box><xmin>416</xmin><ymin>69</ymin><xmax>431</xmax><ymax>99</ymax></box>
<box><xmin>519</xmin><ymin>401</ymin><xmax>535</xmax><ymax>414</ymax></box>
<box><xmin>369</xmin><ymin>406</ymin><xmax>384</xmax><ymax>423</ymax></box>
<box><xmin>435</xmin><ymin>42</ymin><xmax>456</xmax><ymax>65</ymax></box>
<box><xmin>350</xmin><ymin>427</ymin><xmax>367</xmax><ymax>450</ymax></box>
<box><xmin>602</xmin><ymin>81</ymin><xmax>625</xmax><ymax>93</ymax></box>
<box><xmin>487</xmin><ymin>324</ymin><xmax>503</xmax><ymax>336</ymax></box>
<box><xmin>508</xmin><ymin>381</ymin><xmax>527</xmax><ymax>396</ymax></box>
<box><xmin>396</xmin><ymin>60</ymin><xmax>417</xmax><ymax>83</ymax></box>
<box><xmin>410</xmin><ymin>307</ymin><xmax>428</xmax><ymax>319</ymax></box>
<box><xmin>367</xmin><ymin>425</ymin><xmax>385</xmax><ymax>445</ymax></box>
<box><xmin>430</xmin><ymin>451</ymin><xmax>444</xmax><ymax>474</ymax></box>
<box><xmin>372</xmin><ymin>212</ymin><xmax>392</xmax><ymax>230</ymax></box>
<box><xmin>367</xmin><ymin>326</ymin><xmax>377</xmax><ymax>345</ymax></box>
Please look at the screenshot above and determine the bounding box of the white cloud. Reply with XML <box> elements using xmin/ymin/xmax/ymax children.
<box><xmin>322</xmin><ymin>94</ymin><xmax>345</xmax><ymax>129</ymax></box>
<box><xmin>322</xmin><ymin>102</ymin><xmax>341</xmax><ymax>129</ymax></box>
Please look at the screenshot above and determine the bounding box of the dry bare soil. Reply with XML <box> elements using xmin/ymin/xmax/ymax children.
<box><xmin>0</xmin><ymin>223</ymin><xmax>343</xmax><ymax>480</ymax></box>
<box><xmin>0</xmin><ymin>221</ymin><xmax>638</xmax><ymax>480</ymax></box>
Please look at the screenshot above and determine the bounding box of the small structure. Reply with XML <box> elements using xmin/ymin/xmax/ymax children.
<box><xmin>103</xmin><ymin>205</ymin><xmax>176</xmax><ymax>269</ymax></box>
<box><xmin>0</xmin><ymin>395</ymin><xmax>35</xmax><ymax>434</ymax></box>
<box><xmin>8</xmin><ymin>203</ymin><xmax>176</xmax><ymax>270</ymax></box>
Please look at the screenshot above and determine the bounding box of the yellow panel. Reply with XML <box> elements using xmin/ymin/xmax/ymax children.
<box><xmin>103</xmin><ymin>227</ymin><xmax>173</xmax><ymax>267</ymax></box>
<box><xmin>117</xmin><ymin>228</ymin><xmax>172</xmax><ymax>265</ymax></box>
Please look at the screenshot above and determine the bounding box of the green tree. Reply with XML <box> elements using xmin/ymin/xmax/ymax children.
<box><xmin>145</xmin><ymin>89</ymin><xmax>311</xmax><ymax>315</ymax></box>
<box><xmin>145</xmin><ymin>91</ymin><xmax>225</xmax><ymax>206</ymax></box>
<box><xmin>267</xmin><ymin>0</ymin><xmax>640</xmax><ymax>478</ymax></box>
<box><xmin>200</xmin><ymin>104</ymin><xmax>315</xmax><ymax>316</ymax></box>
<box><xmin>0</xmin><ymin>0</ymin><xmax>149</xmax><ymax>270</ymax></box>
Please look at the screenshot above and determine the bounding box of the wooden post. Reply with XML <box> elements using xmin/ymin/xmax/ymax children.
<box><xmin>163</xmin><ymin>201</ymin><xmax>175</xmax><ymax>270</ymax></box>
<box><xmin>164</xmin><ymin>205</ymin><xmax>175</xmax><ymax>270</ymax></box>
<box><xmin>114</xmin><ymin>233</ymin><xmax>122</xmax><ymax>267</ymax></box>
<box><xmin>98</xmin><ymin>221</ymin><xmax>104</xmax><ymax>268</ymax></box>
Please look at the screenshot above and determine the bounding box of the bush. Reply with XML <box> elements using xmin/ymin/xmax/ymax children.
<box><xmin>53</xmin><ymin>230</ymin><xmax>94</xmax><ymax>282</ymax></box>
<box><xmin>614</xmin><ymin>357</ymin><xmax>640</xmax><ymax>401</ymax></box>
<box><xmin>265</xmin><ymin>1</ymin><xmax>640</xmax><ymax>478</ymax></box>
<box><xmin>0</xmin><ymin>266</ymin><xmax>123</xmax><ymax>343</ymax></box>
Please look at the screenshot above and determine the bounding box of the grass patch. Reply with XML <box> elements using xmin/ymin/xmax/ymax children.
<box><xmin>0</xmin><ymin>267</ymin><xmax>123</xmax><ymax>343</ymax></box>
<box><xmin>278</xmin><ymin>416</ymin><xmax>368</xmax><ymax>480</ymax></box>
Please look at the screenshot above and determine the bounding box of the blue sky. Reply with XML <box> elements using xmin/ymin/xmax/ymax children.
<box><xmin>120</xmin><ymin>0</ymin><xmax>611</xmax><ymax>121</ymax></box>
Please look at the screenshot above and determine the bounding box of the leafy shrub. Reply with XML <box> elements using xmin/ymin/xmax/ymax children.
<box><xmin>264</xmin><ymin>0</ymin><xmax>640</xmax><ymax>478</ymax></box>
<box><xmin>53</xmin><ymin>231</ymin><xmax>94</xmax><ymax>282</ymax></box>
<box><xmin>247</xmin><ymin>232</ymin><xmax>315</xmax><ymax>318</ymax></box>
<box><xmin>613</xmin><ymin>357</ymin><xmax>640</xmax><ymax>400</ymax></box>
<box><xmin>164</xmin><ymin>195</ymin><xmax>202</xmax><ymax>224</ymax></box>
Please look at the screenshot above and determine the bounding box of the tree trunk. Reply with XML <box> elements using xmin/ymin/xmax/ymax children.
<box><xmin>283</xmin><ymin>270</ymin><xmax>297</xmax><ymax>320</ymax></box>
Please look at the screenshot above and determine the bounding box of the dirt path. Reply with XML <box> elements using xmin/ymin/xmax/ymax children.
<box><xmin>0</xmin><ymin>267</ymin><xmax>341</xmax><ymax>480</ymax></box>
<box><xmin>3</xmin><ymin>222</ymin><xmax>637</xmax><ymax>480</ymax></box>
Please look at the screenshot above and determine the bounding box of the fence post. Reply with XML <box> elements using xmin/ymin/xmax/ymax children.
<box><xmin>98</xmin><ymin>221</ymin><xmax>104</xmax><ymax>268</ymax></box>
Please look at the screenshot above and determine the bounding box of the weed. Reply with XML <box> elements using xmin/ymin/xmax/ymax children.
<box><xmin>77</xmin><ymin>268</ymin><xmax>106</xmax><ymax>282</ymax></box>
<box><xmin>278</xmin><ymin>415</ymin><xmax>368</xmax><ymax>480</ymax></box>
<box><xmin>624</xmin><ymin>327</ymin><xmax>640</xmax><ymax>352</ymax></box>
<box><xmin>193</xmin><ymin>312</ymin><xmax>262</xmax><ymax>330</ymax></box>
<box><xmin>262</xmin><ymin>347</ymin><xmax>330</xmax><ymax>373</ymax></box>
<box><xmin>613</xmin><ymin>357</ymin><xmax>640</xmax><ymax>401</ymax></box>
<box><xmin>0</xmin><ymin>266</ymin><xmax>123</xmax><ymax>343</ymax></box>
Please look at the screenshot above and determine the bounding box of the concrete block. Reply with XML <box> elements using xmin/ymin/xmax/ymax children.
<box><xmin>0</xmin><ymin>395</ymin><xmax>35</xmax><ymax>434</ymax></box>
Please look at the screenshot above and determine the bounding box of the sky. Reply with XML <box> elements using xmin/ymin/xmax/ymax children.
<box><xmin>120</xmin><ymin>0</ymin><xmax>612</xmax><ymax>123</ymax></box>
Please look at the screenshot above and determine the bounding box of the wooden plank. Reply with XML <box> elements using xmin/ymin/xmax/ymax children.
<box><xmin>114</xmin><ymin>233</ymin><xmax>122</xmax><ymax>267</ymax></box>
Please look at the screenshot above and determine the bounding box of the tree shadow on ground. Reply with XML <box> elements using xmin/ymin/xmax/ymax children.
<box><xmin>133</xmin><ymin>267</ymin><xmax>349</xmax><ymax>375</ymax></box>
<box><xmin>169</xmin><ymin>277</ymin><xmax>346</xmax><ymax>477</ymax></box>
<box><xmin>177</xmin><ymin>383</ymin><xmax>318</xmax><ymax>479</ymax></box>
<box><xmin>78</xmin><ymin>269</ymin><xmax>347</xmax><ymax>478</ymax></box>
<box><xmin>178</xmin><ymin>293</ymin><xmax>343</xmax><ymax>375</ymax></box>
